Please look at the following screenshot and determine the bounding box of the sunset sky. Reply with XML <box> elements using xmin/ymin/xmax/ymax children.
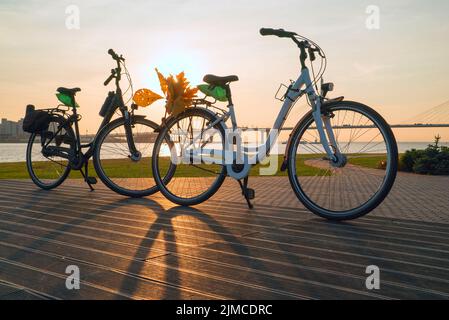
<box><xmin>1</xmin><ymin>0</ymin><xmax>449</xmax><ymax>141</ymax></box>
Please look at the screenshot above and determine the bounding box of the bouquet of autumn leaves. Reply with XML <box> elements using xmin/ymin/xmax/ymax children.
<box><xmin>132</xmin><ymin>69</ymin><xmax>198</xmax><ymax>116</ymax></box>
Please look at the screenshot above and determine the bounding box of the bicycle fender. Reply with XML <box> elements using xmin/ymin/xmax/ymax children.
<box><xmin>158</xmin><ymin>107</ymin><xmax>228</xmax><ymax>132</ymax></box>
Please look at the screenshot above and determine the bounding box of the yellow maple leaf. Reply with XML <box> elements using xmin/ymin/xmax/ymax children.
<box><xmin>171</xmin><ymin>96</ymin><xmax>186</xmax><ymax>116</ymax></box>
<box><xmin>155</xmin><ymin>68</ymin><xmax>168</xmax><ymax>95</ymax></box>
<box><xmin>132</xmin><ymin>88</ymin><xmax>163</xmax><ymax>107</ymax></box>
<box><xmin>155</xmin><ymin>69</ymin><xmax>198</xmax><ymax>116</ymax></box>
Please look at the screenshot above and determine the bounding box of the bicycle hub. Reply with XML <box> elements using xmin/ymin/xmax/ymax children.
<box><xmin>331</xmin><ymin>154</ymin><xmax>347</xmax><ymax>168</ymax></box>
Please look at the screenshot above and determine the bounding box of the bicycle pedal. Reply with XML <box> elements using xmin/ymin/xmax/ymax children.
<box><xmin>86</xmin><ymin>177</ymin><xmax>97</xmax><ymax>185</ymax></box>
<box><xmin>245</xmin><ymin>188</ymin><xmax>255</xmax><ymax>200</ymax></box>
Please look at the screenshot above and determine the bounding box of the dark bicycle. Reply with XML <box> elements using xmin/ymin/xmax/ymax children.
<box><xmin>24</xmin><ymin>49</ymin><xmax>175</xmax><ymax>197</ymax></box>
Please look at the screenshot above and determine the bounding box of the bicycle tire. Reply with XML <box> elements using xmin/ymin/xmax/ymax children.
<box><xmin>26</xmin><ymin>115</ymin><xmax>73</xmax><ymax>190</ymax></box>
<box><xmin>287</xmin><ymin>100</ymin><xmax>398</xmax><ymax>221</ymax></box>
<box><xmin>152</xmin><ymin>107</ymin><xmax>227</xmax><ymax>206</ymax></box>
<box><xmin>93</xmin><ymin>117</ymin><xmax>175</xmax><ymax>197</ymax></box>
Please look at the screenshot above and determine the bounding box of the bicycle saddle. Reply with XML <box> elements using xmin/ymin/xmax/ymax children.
<box><xmin>57</xmin><ymin>87</ymin><xmax>81</xmax><ymax>96</ymax></box>
<box><xmin>203</xmin><ymin>74</ymin><xmax>239</xmax><ymax>86</ymax></box>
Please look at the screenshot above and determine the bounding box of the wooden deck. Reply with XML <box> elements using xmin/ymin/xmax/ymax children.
<box><xmin>0</xmin><ymin>174</ymin><xmax>448</xmax><ymax>299</ymax></box>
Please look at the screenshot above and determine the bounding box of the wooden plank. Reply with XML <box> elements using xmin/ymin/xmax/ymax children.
<box><xmin>1</xmin><ymin>179</ymin><xmax>449</xmax><ymax>300</ymax></box>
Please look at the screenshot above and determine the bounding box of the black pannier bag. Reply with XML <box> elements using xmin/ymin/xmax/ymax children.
<box><xmin>22</xmin><ymin>104</ymin><xmax>52</xmax><ymax>133</ymax></box>
<box><xmin>99</xmin><ymin>91</ymin><xmax>116</xmax><ymax>117</ymax></box>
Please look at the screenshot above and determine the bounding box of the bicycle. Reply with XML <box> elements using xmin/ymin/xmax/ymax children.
<box><xmin>25</xmin><ymin>49</ymin><xmax>175</xmax><ymax>197</ymax></box>
<box><xmin>151</xmin><ymin>28</ymin><xmax>398</xmax><ymax>220</ymax></box>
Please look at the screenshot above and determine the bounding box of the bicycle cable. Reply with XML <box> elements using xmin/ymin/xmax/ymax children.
<box><xmin>113</xmin><ymin>60</ymin><xmax>135</xmax><ymax>117</ymax></box>
<box><xmin>293</xmin><ymin>34</ymin><xmax>327</xmax><ymax>107</ymax></box>
<box><xmin>121</xmin><ymin>60</ymin><xmax>134</xmax><ymax>106</ymax></box>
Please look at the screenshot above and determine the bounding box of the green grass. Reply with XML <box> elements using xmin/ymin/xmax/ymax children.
<box><xmin>348</xmin><ymin>155</ymin><xmax>387</xmax><ymax>169</ymax></box>
<box><xmin>0</xmin><ymin>153</ymin><xmax>391</xmax><ymax>180</ymax></box>
<box><xmin>0</xmin><ymin>161</ymin><xmax>29</xmax><ymax>179</ymax></box>
<box><xmin>0</xmin><ymin>155</ymin><xmax>330</xmax><ymax>179</ymax></box>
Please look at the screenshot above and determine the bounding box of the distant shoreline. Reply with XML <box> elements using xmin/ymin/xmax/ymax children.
<box><xmin>2</xmin><ymin>140</ymin><xmax>449</xmax><ymax>144</ymax></box>
<box><xmin>0</xmin><ymin>139</ymin><xmax>30</xmax><ymax>143</ymax></box>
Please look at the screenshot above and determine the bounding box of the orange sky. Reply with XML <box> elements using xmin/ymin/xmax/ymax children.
<box><xmin>1</xmin><ymin>0</ymin><xmax>449</xmax><ymax>141</ymax></box>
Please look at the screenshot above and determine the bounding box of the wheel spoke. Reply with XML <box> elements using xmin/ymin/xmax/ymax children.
<box><xmin>95</xmin><ymin>119</ymin><xmax>161</xmax><ymax>196</ymax></box>
<box><xmin>153</xmin><ymin>110</ymin><xmax>225</xmax><ymax>203</ymax></box>
<box><xmin>27</xmin><ymin>118</ymin><xmax>72</xmax><ymax>188</ymax></box>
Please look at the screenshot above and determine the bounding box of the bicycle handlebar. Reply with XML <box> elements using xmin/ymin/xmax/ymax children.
<box><xmin>104</xmin><ymin>69</ymin><xmax>116</xmax><ymax>86</ymax></box>
<box><xmin>259</xmin><ymin>28</ymin><xmax>297</xmax><ymax>38</ymax></box>
<box><xmin>108</xmin><ymin>49</ymin><xmax>124</xmax><ymax>62</ymax></box>
<box><xmin>260</xmin><ymin>27</ymin><xmax>324</xmax><ymax>68</ymax></box>
<box><xmin>104</xmin><ymin>49</ymin><xmax>125</xmax><ymax>86</ymax></box>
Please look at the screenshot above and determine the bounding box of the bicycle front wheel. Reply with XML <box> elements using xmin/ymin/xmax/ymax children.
<box><xmin>93</xmin><ymin>117</ymin><xmax>174</xmax><ymax>197</ymax></box>
<box><xmin>152</xmin><ymin>107</ymin><xmax>227</xmax><ymax>206</ymax></box>
<box><xmin>287</xmin><ymin>101</ymin><xmax>398</xmax><ymax>220</ymax></box>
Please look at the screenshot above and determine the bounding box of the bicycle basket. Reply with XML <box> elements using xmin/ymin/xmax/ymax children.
<box><xmin>197</xmin><ymin>84</ymin><xmax>228</xmax><ymax>102</ymax></box>
<box><xmin>22</xmin><ymin>105</ymin><xmax>52</xmax><ymax>133</ymax></box>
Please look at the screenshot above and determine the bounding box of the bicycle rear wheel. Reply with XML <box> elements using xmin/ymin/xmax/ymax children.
<box><xmin>93</xmin><ymin>117</ymin><xmax>175</xmax><ymax>197</ymax></box>
<box><xmin>26</xmin><ymin>116</ymin><xmax>74</xmax><ymax>189</ymax></box>
<box><xmin>152</xmin><ymin>107</ymin><xmax>227</xmax><ymax>206</ymax></box>
<box><xmin>287</xmin><ymin>101</ymin><xmax>398</xmax><ymax>220</ymax></box>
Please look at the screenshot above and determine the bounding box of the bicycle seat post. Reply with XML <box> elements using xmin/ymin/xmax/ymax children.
<box><xmin>224</xmin><ymin>84</ymin><xmax>233</xmax><ymax>106</ymax></box>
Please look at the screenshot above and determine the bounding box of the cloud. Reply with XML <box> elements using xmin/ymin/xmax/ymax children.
<box><xmin>352</xmin><ymin>62</ymin><xmax>390</xmax><ymax>76</ymax></box>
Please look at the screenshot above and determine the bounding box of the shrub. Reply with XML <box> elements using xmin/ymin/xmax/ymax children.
<box><xmin>400</xmin><ymin>149</ymin><xmax>425</xmax><ymax>172</ymax></box>
<box><xmin>399</xmin><ymin>135</ymin><xmax>449</xmax><ymax>175</ymax></box>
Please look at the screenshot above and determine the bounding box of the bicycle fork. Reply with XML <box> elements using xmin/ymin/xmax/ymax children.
<box><xmin>123</xmin><ymin>112</ymin><xmax>141</xmax><ymax>161</ymax></box>
<box><xmin>312</xmin><ymin>101</ymin><xmax>343</xmax><ymax>166</ymax></box>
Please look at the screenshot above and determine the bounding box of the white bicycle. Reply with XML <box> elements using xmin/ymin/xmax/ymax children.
<box><xmin>152</xmin><ymin>28</ymin><xmax>398</xmax><ymax>221</ymax></box>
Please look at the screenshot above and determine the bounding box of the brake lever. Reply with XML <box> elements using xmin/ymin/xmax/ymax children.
<box><xmin>316</xmin><ymin>48</ymin><xmax>325</xmax><ymax>58</ymax></box>
<box><xmin>308</xmin><ymin>47</ymin><xmax>316</xmax><ymax>61</ymax></box>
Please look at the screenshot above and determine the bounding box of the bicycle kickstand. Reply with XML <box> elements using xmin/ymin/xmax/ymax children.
<box><xmin>238</xmin><ymin>176</ymin><xmax>255</xmax><ymax>209</ymax></box>
<box><xmin>80</xmin><ymin>161</ymin><xmax>97</xmax><ymax>191</ymax></box>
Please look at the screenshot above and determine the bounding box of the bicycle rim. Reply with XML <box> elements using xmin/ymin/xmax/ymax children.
<box><xmin>153</xmin><ymin>108</ymin><xmax>226</xmax><ymax>205</ymax></box>
<box><xmin>94</xmin><ymin>118</ymin><xmax>172</xmax><ymax>197</ymax></box>
<box><xmin>26</xmin><ymin>118</ymin><xmax>72</xmax><ymax>189</ymax></box>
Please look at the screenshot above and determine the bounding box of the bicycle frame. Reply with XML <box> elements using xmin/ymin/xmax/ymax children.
<box><xmin>41</xmin><ymin>90</ymin><xmax>137</xmax><ymax>171</ymax></box>
<box><xmin>178</xmin><ymin>67</ymin><xmax>342</xmax><ymax>180</ymax></box>
<box><xmin>40</xmin><ymin>50</ymin><xmax>142</xmax><ymax>172</ymax></box>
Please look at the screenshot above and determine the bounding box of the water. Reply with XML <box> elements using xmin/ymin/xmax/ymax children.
<box><xmin>1</xmin><ymin>142</ymin><xmax>448</xmax><ymax>163</ymax></box>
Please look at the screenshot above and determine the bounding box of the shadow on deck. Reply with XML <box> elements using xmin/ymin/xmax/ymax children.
<box><xmin>0</xmin><ymin>176</ymin><xmax>448</xmax><ymax>300</ymax></box>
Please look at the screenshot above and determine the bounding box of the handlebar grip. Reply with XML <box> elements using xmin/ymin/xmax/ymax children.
<box><xmin>104</xmin><ymin>73</ymin><xmax>115</xmax><ymax>86</ymax></box>
<box><xmin>260</xmin><ymin>28</ymin><xmax>275</xmax><ymax>36</ymax></box>
<box><xmin>108</xmin><ymin>49</ymin><xmax>120</xmax><ymax>60</ymax></box>
<box><xmin>259</xmin><ymin>28</ymin><xmax>297</xmax><ymax>38</ymax></box>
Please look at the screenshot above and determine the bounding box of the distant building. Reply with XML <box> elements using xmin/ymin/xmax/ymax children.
<box><xmin>0</xmin><ymin>118</ymin><xmax>28</xmax><ymax>141</ymax></box>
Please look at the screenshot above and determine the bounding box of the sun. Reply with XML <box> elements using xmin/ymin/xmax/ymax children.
<box><xmin>140</xmin><ymin>47</ymin><xmax>207</xmax><ymax>94</ymax></box>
